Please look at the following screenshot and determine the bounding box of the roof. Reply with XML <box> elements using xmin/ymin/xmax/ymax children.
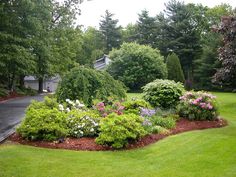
<box><xmin>94</xmin><ymin>55</ymin><xmax>111</xmax><ymax>70</ymax></box>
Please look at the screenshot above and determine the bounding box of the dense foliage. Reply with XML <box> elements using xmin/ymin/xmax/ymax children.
<box><xmin>17</xmin><ymin>106</ymin><xmax>68</xmax><ymax>141</ymax></box>
<box><xmin>212</xmin><ymin>16</ymin><xmax>236</xmax><ymax>88</ymax></box>
<box><xmin>143</xmin><ymin>79</ymin><xmax>185</xmax><ymax>108</ymax></box>
<box><xmin>107</xmin><ymin>43</ymin><xmax>167</xmax><ymax>90</ymax></box>
<box><xmin>166</xmin><ymin>53</ymin><xmax>185</xmax><ymax>83</ymax></box>
<box><xmin>96</xmin><ymin>113</ymin><xmax>147</xmax><ymax>148</ymax></box>
<box><xmin>56</xmin><ymin>67</ymin><xmax>126</xmax><ymax>106</ymax></box>
<box><xmin>177</xmin><ymin>91</ymin><xmax>219</xmax><ymax>120</ymax></box>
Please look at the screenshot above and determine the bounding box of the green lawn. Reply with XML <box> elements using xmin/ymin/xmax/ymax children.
<box><xmin>1</xmin><ymin>92</ymin><xmax>236</xmax><ymax>177</ymax></box>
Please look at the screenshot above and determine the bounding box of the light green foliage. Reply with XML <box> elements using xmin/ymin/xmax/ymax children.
<box><xmin>107</xmin><ymin>42</ymin><xmax>167</xmax><ymax>90</ymax></box>
<box><xmin>143</xmin><ymin>79</ymin><xmax>185</xmax><ymax>108</ymax></box>
<box><xmin>66</xmin><ymin>110</ymin><xmax>101</xmax><ymax>138</ymax></box>
<box><xmin>151</xmin><ymin>116</ymin><xmax>176</xmax><ymax>129</ymax></box>
<box><xmin>27</xmin><ymin>97</ymin><xmax>59</xmax><ymax>111</ymax></box>
<box><xmin>56</xmin><ymin>67</ymin><xmax>126</xmax><ymax>106</ymax></box>
<box><xmin>96</xmin><ymin>113</ymin><xmax>147</xmax><ymax>148</ymax></box>
<box><xmin>166</xmin><ymin>53</ymin><xmax>185</xmax><ymax>83</ymax></box>
<box><xmin>177</xmin><ymin>91</ymin><xmax>219</xmax><ymax>120</ymax></box>
<box><xmin>123</xmin><ymin>99</ymin><xmax>151</xmax><ymax>114</ymax></box>
<box><xmin>17</xmin><ymin>108</ymin><xmax>68</xmax><ymax>141</ymax></box>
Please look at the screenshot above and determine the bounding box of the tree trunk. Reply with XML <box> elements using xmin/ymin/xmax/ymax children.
<box><xmin>19</xmin><ymin>75</ymin><xmax>25</xmax><ymax>89</ymax></box>
<box><xmin>38</xmin><ymin>77</ymin><xmax>44</xmax><ymax>93</ymax></box>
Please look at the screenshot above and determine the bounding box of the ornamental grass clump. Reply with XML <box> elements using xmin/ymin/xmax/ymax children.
<box><xmin>177</xmin><ymin>91</ymin><xmax>219</xmax><ymax>120</ymax></box>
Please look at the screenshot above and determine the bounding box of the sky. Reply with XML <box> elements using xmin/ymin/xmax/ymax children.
<box><xmin>76</xmin><ymin>0</ymin><xmax>236</xmax><ymax>28</ymax></box>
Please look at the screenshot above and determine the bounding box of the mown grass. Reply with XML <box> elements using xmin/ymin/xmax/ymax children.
<box><xmin>0</xmin><ymin>92</ymin><xmax>236</xmax><ymax>177</ymax></box>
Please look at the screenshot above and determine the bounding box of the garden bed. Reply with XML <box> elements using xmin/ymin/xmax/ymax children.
<box><xmin>0</xmin><ymin>92</ymin><xmax>24</xmax><ymax>102</ymax></box>
<box><xmin>9</xmin><ymin>118</ymin><xmax>227</xmax><ymax>151</ymax></box>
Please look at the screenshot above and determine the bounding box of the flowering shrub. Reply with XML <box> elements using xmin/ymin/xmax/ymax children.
<box><xmin>142</xmin><ymin>79</ymin><xmax>185</xmax><ymax>108</ymax></box>
<box><xmin>96</xmin><ymin>113</ymin><xmax>147</xmax><ymax>148</ymax></box>
<box><xmin>94</xmin><ymin>101</ymin><xmax>125</xmax><ymax>117</ymax></box>
<box><xmin>177</xmin><ymin>91</ymin><xmax>219</xmax><ymax>120</ymax></box>
<box><xmin>140</xmin><ymin>107</ymin><xmax>156</xmax><ymax>117</ymax></box>
<box><xmin>58</xmin><ymin>99</ymin><xmax>85</xmax><ymax>112</ymax></box>
<box><xmin>66</xmin><ymin>110</ymin><xmax>101</xmax><ymax>138</ymax></box>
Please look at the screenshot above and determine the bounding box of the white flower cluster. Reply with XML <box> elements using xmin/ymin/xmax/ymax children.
<box><xmin>58</xmin><ymin>99</ymin><xmax>85</xmax><ymax>112</ymax></box>
<box><xmin>68</xmin><ymin>115</ymin><xmax>99</xmax><ymax>138</ymax></box>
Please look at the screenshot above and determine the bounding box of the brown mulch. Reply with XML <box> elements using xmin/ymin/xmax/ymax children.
<box><xmin>9</xmin><ymin>118</ymin><xmax>227</xmax><ymax>151</ymax></box>
<box><xmin>0</xmin><ymin>92</ymin><xmax>24</xmax><ymax>102</ymax></box>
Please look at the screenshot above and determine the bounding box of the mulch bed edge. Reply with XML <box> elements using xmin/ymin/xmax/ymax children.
<box><xmin>8</xmin><ymin>118</ymin><xmax>228</xmax><ymax>151</ymax></box>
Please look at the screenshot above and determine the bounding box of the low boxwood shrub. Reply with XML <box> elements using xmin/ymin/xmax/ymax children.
<box><xmin>17</xmin><ymin>108</ymin><xmax>68</xmax><ymax>141</ymax></box>
<box><xmin>66</xmin><ymin>110</ymin><xmax>101</xmax><ymax>138</ymax></box>
<box><xmin>96</xmin><ymin>113</ymin><xmax>147</xmax><ymax>149</ymax></box>
<box><xmin>177</xmin><ymin>91</ymin><xmax>219</xmax><ymax>120</ymax></box>
<box><xmin>142</xmin><ymin>79</ymin><xmax>185</xmax><ymax>108</ymax></box>
<box><xmin>56</xmin><ymin>67</ymin><xmax>126</xmax><ymax>107</ymax></box>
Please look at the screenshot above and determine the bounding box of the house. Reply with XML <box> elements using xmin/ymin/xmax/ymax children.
<box><xmin>24</xmin><ymin>55</ymin><xmax>110</xmax><ymax>92</ymax></box>
<box><xmin>94</xmin><ymin>55</ymin><xmax>111</xmax><ymax>70</ymax></box>
<box><xmin>24</xmin><ymin>75</ymin><xmax>60</xmax><ymax>92</ymax></box>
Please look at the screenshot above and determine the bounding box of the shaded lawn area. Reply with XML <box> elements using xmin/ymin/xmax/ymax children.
<box><xmin>0</xmin><ymin>92</ymin><xmax>236</xmax><ymax>177</ymax></box>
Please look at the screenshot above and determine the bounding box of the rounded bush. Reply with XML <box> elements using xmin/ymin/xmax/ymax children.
<box><xmin>56</xmin><ymin>67</ymin><xmax>126</xmax><ymax>106</ymax></box>
<box><xmin>17</xmin><ymin>108</ymin><xmax>68</xmax><ymax>141</ymax></box>
<box><xmin>107</xmin><ymin>42</ymin><xmax>167</xmax><ymax>90</ymax></box>
<box><xmin>142</xmin><ymin>79</ymin><xmax>185</xmax><ymax>108</ymax></box>
<box><xmin>177</xmin><ymin>91</ymin><xmax>219</xmax><ymax>120</ymax></box>
<box><xmin>95</xmin><ymin>113</ymin><xmax>147</xmax><ymax>149</ymax></box>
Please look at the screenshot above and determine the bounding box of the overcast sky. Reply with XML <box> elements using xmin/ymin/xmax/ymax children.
<box><xmin>76</xmin><ymin>0</ymin><xmax>236</xmax><ymax>28</ymax></box>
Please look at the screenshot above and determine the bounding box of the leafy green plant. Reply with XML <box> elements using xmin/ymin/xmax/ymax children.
<box><xmin>151</xmin><ymin>116</ymin><xmax>176</xmax><ymax>129</ymax></box>
<box><xmin>123</xmin><ymin>99</ymin><xmax>152</xmax><ymax>114</ymax></box>
<box><xmin>96</xmin><ymin>113</ymin><xmax>147</xmax><ymax>148</ymax></box>
<box><xmin>66</xmin><ymin>110</ymin><xmax>101</xmax><ymax>138</ymax></box>
<box><xmin>56</xmin><ymin>67</ymin><xmax>126</xmax><ymax>107</ymax></box>
<box><xmin>107</xmin><ymin>42</ymin><xmax>167</xmax><ymax>90</ymax></box>
<box><xmin>17</xmin><ymin>108</ymin><xmax>68</xmax><ymax>141</ymax></box>
<box><xmin>27</xmin><ymin>96</ymin><xmax>59</xmax><ymax>111</ymax></box>
<box><xmin>177</xmin><ymin>91</ymin><xmax>219</xmax><ymax>120</ymax></box>
<box><xmin>0</xmin><ymin>87</ymin><xmax>8</xmax><ymax>97</ymax></box>
<box><xmin>142</xmin><ymin>79</ymin><xmax>185</xmax><ymax>108</ymax></box>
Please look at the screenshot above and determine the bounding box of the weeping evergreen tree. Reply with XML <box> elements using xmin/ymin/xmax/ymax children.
<box><xmin>166</xmin><ymin>53</ymin><xmax>185</xmax><ymax>83</ymax></box>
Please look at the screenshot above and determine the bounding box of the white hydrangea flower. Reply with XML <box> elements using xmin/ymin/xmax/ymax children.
<box><xmin>58</xmin><ymin>104</ymin><xmax>64</xmax><ymax>111</ymax></box>
<box><xmin>90</xmin><ymin>128</ymin><xmax>94</xmax><ymax>132</ymax></box>
<box><xmin>66</xmin><ymin>107</ymin><xmax>70</xmax><ymax>112</ymax></box>
<box><xmin>66</xmin><ymin>99</ymin><xmax>70</xmax><ymax>103</ymax></box>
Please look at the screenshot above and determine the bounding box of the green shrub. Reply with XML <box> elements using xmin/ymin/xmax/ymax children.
<box><xmin>15</xmin><ymin>87</ymin><xmax>37</xmax><ymax>96</ymax></box>
<box><xmin>0</xmin><ymin>87</ymin><xmax>8</xmax><ymax>97</ymax></box>
<box><xmin>56</xmin><ymin>67</ymin><xmax>126</xmax><ymax>107</ymax></box>
<box><xmin>123</xmin><ymin>99</ymin><xmax>152</xmax><ymax>115</ymax></box>
<box><xmin>166</xmin><ymin>53</ymin><xmax>185</xmax><ymax>83</ymax></box>
<box><xmin>177</xmin><ymin>91</ymin><xmax>219</xmax><ymax>120</ymax></box>
<box><xmin>151</xmin><ymin>116</ymin><xmax>176</xmax><ymax>129</ymax></box>
<box><xmin>107</xmin><ymin>42</ymin><xmax>167</xmax><ymax>90</ymax></box>
<box><xmin>142</xmin><ymin>79</ymin><xmax>185</xmax><ymax>108</ymax></box>
<box><xmin>96</xmin><ymin>113</ymin><xmax>147</xmax><ymax>148</ymax></box>
<box><xmin>66</xmin><ymin>110</ymin><xmax>101</xmax><ymax>138</ymax></box>
<box><xmin>27</xmin><ymin>96</ymin><xmax>59</xmax><ymax>111</ymax></box>
<box><xmin>17</xmin><ymin>108</ymin><xmax>68</xmax><ymax>141</ymax></box>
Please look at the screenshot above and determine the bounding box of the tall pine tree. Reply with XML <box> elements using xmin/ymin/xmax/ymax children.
<box><xmin>99</xmin><ymin>10</ymin><xmax>121</xmax><ymax>53</ymax></box>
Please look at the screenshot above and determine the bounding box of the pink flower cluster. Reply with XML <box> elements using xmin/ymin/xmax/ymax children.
<box><xmin>95</xmin><ymin>101</ymin><xmax>125</xmax><ymax>117</ymax></box>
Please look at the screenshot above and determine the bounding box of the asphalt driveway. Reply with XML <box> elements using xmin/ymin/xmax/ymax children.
<box><xmin>0</xmin><ymin>95</ymin><xmax>45</xmax><ymax>142</ymax></box>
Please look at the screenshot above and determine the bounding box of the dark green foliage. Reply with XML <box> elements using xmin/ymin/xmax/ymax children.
<box><xmin>142</xmin><ymin>79</ymin><xmax>185</xmax><ymax>108</ymax></box>
<box><xmin>96</xmin><ymin>72</ymin><xmax>127</xmax><ymax>101</ymax></box>
<box><xmin>166</xmin><ymin>53</ymin><xmax>185</xmax><ymax>83</ymax></box>
<box><xmin>107</xmin><ymin>43</ymin><xmax>167</xmax><ymax>90</ymax></box>
<box><xmin>0</xmin><ymin>88</ymin><xmax>8</xmax><ymax>97</ymax></box>
<box><xmin>56</xmin><ymin>67</ymin><xmax>126</xmax><ymax>106</ymax></box>
<box><xmin>96</xmin><ymin>113</ymin><xmax>147</xmax><ymax>148</ymax></box>
<box><xmin>99</xmin><ymin>10</ymin><xmax>122</xmax><ymax>53</ymax></box>
<box><xmin>17</xmin><ymin>101</ymin><xmax>68</xmax><ymax>141</ymax></box>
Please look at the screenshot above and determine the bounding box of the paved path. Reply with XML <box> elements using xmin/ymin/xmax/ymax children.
<box><xmin>0</xmin><ymin>95</ymin><xmax>45</xmax><ymax>142</ymax></box>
